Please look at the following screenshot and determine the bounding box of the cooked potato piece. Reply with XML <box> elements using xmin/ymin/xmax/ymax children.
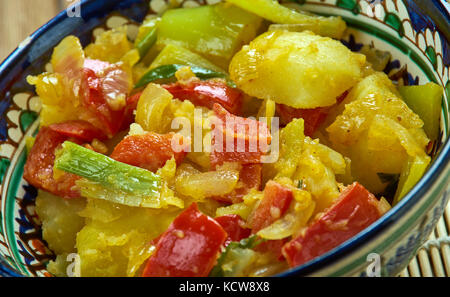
<box><xmin>229</xmin><ymin>30</ymin><xmax>366</xmax><ymax>108</ymax></box>
<box><xmin>76</xmin><ymin>199</ymin><xmax>179</xmax><ymax>277</ymax></box>
<box><xmin>35</xmin><ymin>191</ymin><xmax>86</xmax><ymax>255</ymax></box>
<box><xmin>327</xmin><ymin>72</ymin><xmax>426</xmax><ymax>147</ymax></box>
<box><xmin>326</xmin><ymin>72</ymin><xmax>429</xmax><ymax>194</ymax></box>
<box><xmin>47</xmin><ymin>253</ymin><xmax>72</xmax><ymax>277</ymax></box>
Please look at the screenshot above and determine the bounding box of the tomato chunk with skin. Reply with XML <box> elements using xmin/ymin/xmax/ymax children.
<box><xmin>142</xmin><ymin>203</ymin><xmax>227</xmax><ymax>277</ymax></box>
<box><xmin>247</xmin><ymin>181</ymin><xmax>293</xmax><ymax>260</ymax></box>
<box><xmin>163</xmin><ymin>80</ymin><xmax>242</xmax><ymax>114</ymax></box>
<box><xmin>48</xmin><ymin>120</ymin><xmax>107</xmax><ymax>142</ymax></box>
<box><xmin>215</xmin><ymin>214</ymin><xmax>251</xmax><ymax>246</ymax></box>
<box><xmin>282</xmin><ymin>182</ymin><xmax>382</xmax><ymax>268</ymax></box>
<box><xmin>23</xmin><ymin>127</ymin><xmax>82</xmax><ymax>198</ymax></box>
<box><xmin>249</xmin><ymin>180</ymin><xmax>294</xmax><ymax>233</ymax></box>
<box><xmin>255</xmin><ymin>238</ymin><xmax>288</xmax><ymax>261</ymax></box>
<box><xmin>212</xmin><ymin>164</ymin><xmax>262</xmax><ymax>204</ymax></box>
<box><xmin>82</xmin><ymin>68</ymin><xmax>126</xmax><ymax>137</ymax></box>
<box><xmin>276</xmin><ymin>104</ymin><xmax>329</xmax><ymax>137</ymax></box>
<box><xmin>210</xmin><ymin>104</ymin><xmax>271</xmax><ymax>168</ymax></box>
<box><xmin>276</xmin><ymin>91</ymin><xmax>348</xmax><ymax>136</ymax></box>
<box><xmin>123</xmin><ymin>91</ymin><xmax>143</xmax><ymax>126</ymax></box>
<box><xmin>110</xmin><ymin>132</ymin><xmax>190</xmax><ymax>172</ymax></box>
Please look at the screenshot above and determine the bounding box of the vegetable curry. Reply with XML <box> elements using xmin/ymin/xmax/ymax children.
<box><xmin>25</xmin><ymin>0</ymin><xmax>442</xmax><ymax>277</ymax></box>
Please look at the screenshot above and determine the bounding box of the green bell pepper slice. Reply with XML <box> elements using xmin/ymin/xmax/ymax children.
<box><xmin>134</xmin><ymin>17</ymin><xmax>160</xmax><ymax>59</ymax></box>
<box><xmin>393</xmin><ymin>155</ymin><xmax>431</xmax><ymax>205</ymax></box>
<box><xmin>398</xmin><ymin>82</ymin><xmax>443</xmax><ymax>142</ymax></box>
<box><xmin>227</xmin><ymin>0</ymin><xmax>347</xmax><ymax>39</ymax></box>
<box><xmin>157</xmin><ymin>3</ymin><xmax>262</xmax><ymax>69</ymax></box>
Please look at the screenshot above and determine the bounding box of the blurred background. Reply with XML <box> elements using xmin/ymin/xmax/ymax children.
<box><xmin>0</xmin><ymin>0</ymin><xmax>72</xmax><ymax>62</ymax></box>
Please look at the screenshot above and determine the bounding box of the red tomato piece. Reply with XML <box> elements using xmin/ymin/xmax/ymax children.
<box><xmin>255</xmin><ymin>239</ymin><xmax>288</xmax><ymax>261</ymax></box>
<box><xmin>210</xmin><ymin>104</ymin><xmax>271</xmax><ymax>168</ymax></box>
<box><xmin>126</xmin><ymin>91</ymin><xmax>143</xmax><ymax>108</ymax></box>
<box><xmin>249</xmin><ymin>181</ymin><xmax>294</xmax><ymax>233</ymax></box>
<box><xmin>276</xmin><ymin>104</ymin><xmax>329</xmax><ymax>137</ymax></box>
<box><xmin>163</xmin><ymin>80</ymin><xmax>242</xmax><ymax>115</ymax></box>
<box><xmin>212</xmin><ymin>164</ymin><xmax>262</xmax><ymax>204</ymax></box>
<box><xmin>247</xmin><ymin>181</ymin><xmax>294</xmax><ymax>260</ymax></box>
<box><xmin>238</xmin><ymin>164</ymin><xmax>262</xmax><ymax>193</ymax></box>
<box><xmin>110</xmin><ymin>132</ymin><xmax>190</xmax><ymax>172</ymax></box>
<box><xmin>85</xmin><ymin>60</ymin><xmax>132</xmax><ymax>124</ymax></box>
<box><xmin>23</xmin><ymin>127</ymin><xmax>81</xmax><ymax>199</ymax></box>
<box><xmin>48</xmin><ymin>120</ymin><xmax>107</xmax><ymax>142</ymax></box>
<box><xmin>276</xmin><ymin>91</ymin><xmax>348</xmax><ymax>137</ymax></box>
<box><xmin>122</xmin><ymin>91</ymin><xmax>143</xmax><ymax>127</ymax></box>
<box><xmin>142</xmin><ymin>203</ymin><xmax>227</xmax><ymax>277</ymax></box>
<box><xmin>282</xmin><ymin>182</ymin><xmax>382</xmax><ymax>268</ymax></box>
<box><xmin>215</xmin><ymin>215</ymin><xmax>251</xmax><ymax>246</ymax></box>
<box><xmin>82</xmin><ymin>68</ymin><xmax>126</xmax><ymax>137</ymax></box>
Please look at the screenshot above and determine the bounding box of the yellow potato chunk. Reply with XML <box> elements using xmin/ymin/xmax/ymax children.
<box><xmin>47</xmin><ymin>253</ymin><xmax>72</xmax><ymax>277</ymax></box>
<box><xmin>35</xmin><ymin>191</ymin><xmax>86</xmax><ymax>255</ymax></box>
<box><xmin>326</xmin><ymin>72</ymin><xmax>429</xmax><ymax>194</ymax></box>
<box><xmin>229</xmin><ymin>30</ymin><xmax>366</xmax><ymax>108</ymax></box>
<box><xmin>327</xmin><ymin>72</ymin><xmax>425</xmax><ymax>147</ymax></box>
<box><xmin>76</xmin><ymin>198</ymin><xmax>179</xmax><ymax>277</ymax></box>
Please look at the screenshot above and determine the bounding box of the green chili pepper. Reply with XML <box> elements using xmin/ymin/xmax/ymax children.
<box><xmin>135</xmin><ymin>17</ymin><xmax>160</xmax><ymax>60</ymax></box>
<box><xmin>136</xmin><ymin>27</ymin><xmax>157</xmax><ymax>59</ymax></box>
<box><xmin>134</xmin><ymin>64</ymin><xmax>233</xmax><ymax>89</ymax></box>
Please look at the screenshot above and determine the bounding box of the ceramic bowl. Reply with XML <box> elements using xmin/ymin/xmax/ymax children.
<box><xmin>0</xmin><ymin>0</ymin><xmax>449</xmax><ymax>277</ymax></box>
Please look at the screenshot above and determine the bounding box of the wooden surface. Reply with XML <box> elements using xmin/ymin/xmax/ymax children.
<box><xmin>0</xmin><ymin>0</ymin><xmax>72</xmax><ymax>62</ymax></box>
